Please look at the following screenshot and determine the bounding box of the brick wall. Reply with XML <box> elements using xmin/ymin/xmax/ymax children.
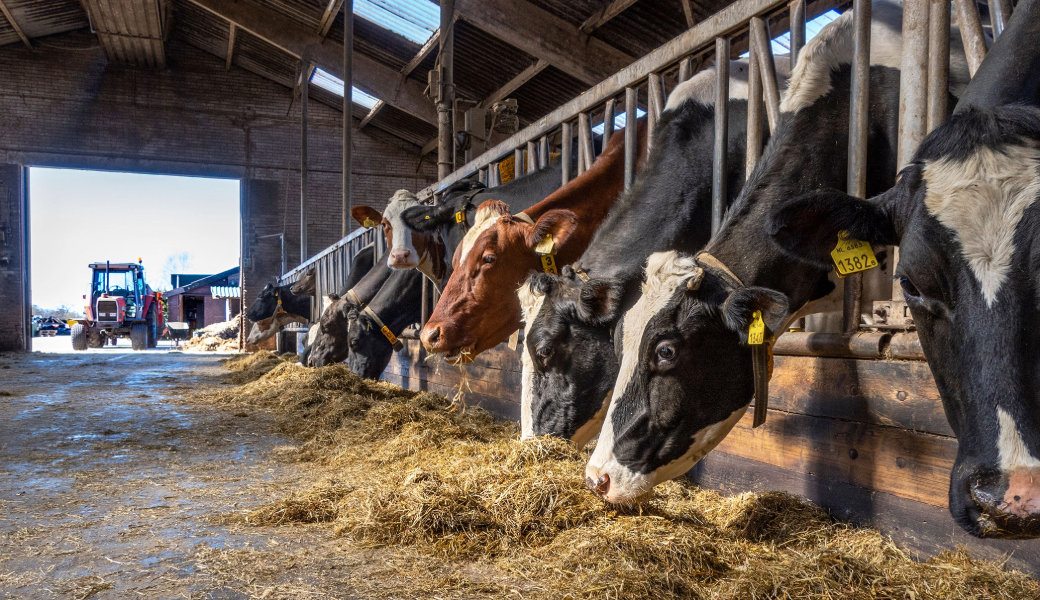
<box><xmin>0</xmin><ymin>38</ymin><xmax>439</xmax><ymax>349</ymax></box>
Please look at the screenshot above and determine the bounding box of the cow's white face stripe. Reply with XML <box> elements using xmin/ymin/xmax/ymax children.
<box><xmin>665</xmin><ymin>61</ymin><xmax>751</xmax><ymax>112</ymax></box>
<box><xmin>382</xmin><ymin>190</ymin><xmax>421</xmax><ymax>265</ymax></box>
<box><xmin>517</xmin><ymin>281</ymin><xmax>545</xmax><ymax>439</ymax></box>
<box><xmin>922</xmin><ymin>145</ymin><xmax>1040</xmax><ymax>307</ymax></box>
<box><xmin>586</xmin><ymin>404</ymin><xmax>747</xmax><ymax>503</ymax></box>
<box><xmin>997</xmin><ymin>406</ymin><xmax>1040</xmax><ymax>471</ymax></box>
<box><xmin>588</xmin><ymin>251</ymin><xmax>701</xmax><ymax>474</ymax></box>
<box><xmin>780</xmin><ymin>1</ymin><xmax>903</xmax><ymax>113</ymax></box>
<box><xmin>456</xmin><ymin>204</ymin><xmax>508</xmax><ymax>266</ymax></box>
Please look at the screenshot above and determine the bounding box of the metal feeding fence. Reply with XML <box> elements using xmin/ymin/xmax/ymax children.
<box><xmin>281</xmin><ymin>0</ymin><xmax>1000</xmax><ymax>353</ymax></box>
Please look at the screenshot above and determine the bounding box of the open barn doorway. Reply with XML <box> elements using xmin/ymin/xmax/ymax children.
<box><xmin>28</xmin><ymin>168</ymin><xmax>241</xmax><ymax>352</ymax></box>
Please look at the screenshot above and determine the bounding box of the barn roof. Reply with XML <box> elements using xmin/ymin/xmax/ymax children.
<box><xmin>0</xmin><ymin>0</ymin><xmax>740</xmax><ymax>150</ymax></box>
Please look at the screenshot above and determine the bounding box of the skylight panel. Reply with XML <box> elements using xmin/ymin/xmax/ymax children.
<box><xmin>592</xmin><ymin>108</ymin><xmax>647</xmax><ymax>135</ymax></box>
<box><xmin>311</xmin><ymin>69</ymin><xmax>380</xmax><ymax>109</ymax></box>
<box><xmin>740</xmin><ymin>10</ymin><xmax>841</xmax><ymax>58</ymax></box>
<box><xmin>355</xmin><ymin>0</ymin><xmax>439</xmax><ymax>45</ymax></box>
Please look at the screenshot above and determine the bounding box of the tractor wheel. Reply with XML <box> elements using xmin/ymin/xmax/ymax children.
<box><xmin>130</xmin><ymin>323</ymin><xmax>148</xmax><ymax>351</ymax></box>
<box><xmin>71</xmin><ymin>324</ymin><xmax>87</xmax><ymax>351</ymax></box>
<box><xmin>87</xmin><ymin>332</ymin><xmax>105</xmax><ymax>348</ymax></box>
<box><xmin>147</xmin><ymin>307</ymin><xmax>158</xmax><ymax>348</ymax></box>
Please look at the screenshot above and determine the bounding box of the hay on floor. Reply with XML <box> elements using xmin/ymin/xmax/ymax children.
<box><xmin>199</xmin><ymin>361</ymin><xmax>1039</xmax><ymax>600</ymax></box>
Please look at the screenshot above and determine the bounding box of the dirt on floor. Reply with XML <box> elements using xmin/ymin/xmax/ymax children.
<box><xmin>0</xmin><ymin>345</ymin><xmax>504</xmax><ymax>600</ymax></box>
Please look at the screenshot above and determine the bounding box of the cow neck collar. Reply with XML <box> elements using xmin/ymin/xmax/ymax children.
<box><xmin>345</xmin><ymin>287</ymin><xmax>403</xmax><ymax>351</ymax></box>
<box><xmin>274</xmin><ymin>287</ymin><xmax>286</xmax><ymax>314</ymax></box>
<box><xmin>693</xmin><ymin>250</ymin><xmax>773</xmax><ymax>429</ymax></box>
<box><xmin>454</xmin><ymin>188</ymin><xmax>484</xmax><ymax>233</ymax></box>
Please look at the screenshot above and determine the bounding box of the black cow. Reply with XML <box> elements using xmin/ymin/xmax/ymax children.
<box><xmin>346</xmin><ymin>267</ymin><xmax>424</xmax><ymax>379</ymax></box>
<box><xmin>244</xmin><ymin>280</ymin><xmax>313</xmax><ymax>346</ymax></box>
<box><xmin>518</xmin><ymin>59</ymin><xmax>773</xmax><ymax>447</ymax></box>
<box><xmin>308</xmin><ymin>259</ymin><xmax>394</xmax><ymax>367</ymax></box>
<box><xmin>584</xmin><ymin>0</ymin><xmax>972</xmax><ymax>505</ymax></box>
<box><xmin>768</xmin><ymin>0</ymin><xmax>1040</xmax><ymax>538</ymax></box>
<box><xmin>400</xmin><ymin>159</ymin><xmax>569</xmax><ymax>281</ymax></box>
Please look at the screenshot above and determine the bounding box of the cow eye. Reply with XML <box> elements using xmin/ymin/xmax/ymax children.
<box><xmin>656</xmin><ymin>341</ymin><xmax>677</xmax><ymax>363</ymax></box>
<box><xmin>899</xmin><ymin>276</ymin><xmax>921</xmax><ymax>299</ymax></box>
<box><xmin>536</xmin><ymin>345</ymin><xmax>552</xmax><ymax>360</ymax></box>
<box><xmin>483</xmin><ymin>254</ymin><xmax>497</xmax><ymax>264</ymax></box>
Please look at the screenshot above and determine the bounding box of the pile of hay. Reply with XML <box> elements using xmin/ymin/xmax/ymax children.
<box><xmin>203</xmin><ymin>363</ymin><xmax>1039</xmax><ymax>600</ymax></box>
<box><xmin>182</xmin><ymin>314</ymin><xmax>242</xmax><ymax>352</ymax></box>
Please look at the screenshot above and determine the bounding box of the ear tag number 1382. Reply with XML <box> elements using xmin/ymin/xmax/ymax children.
<box><xmin>831</xmin><ymin>230</ymin><xmax>878</xmax><ymax>277</ymax></box>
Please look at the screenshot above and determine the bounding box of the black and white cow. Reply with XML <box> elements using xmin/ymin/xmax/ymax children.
<box><xmin>768</xmin><ymin>0</ymin><xmax>1040</xmax><ymax>538</ymax></box>
<box><xmin>517</xmin><ymin>59</ymin><xmax>779</xmax><ymax>447</ymax></box>
<box><xmin>400</xmin><ymin>160</ymin><xmax>569</xmax><ymax>281</ymax></box>
<box><xmin>584</xmin><ymin>0</ymin><xmax>972</xmax><ymax>504</ymax></box>
<box><xmin>345</xmin><ymin>267</ymin><xmax>424</xmax><ymax>379</ymax></box>
<box><xmin>244</xmin><ymin>280</ymin><xmax>313</xmax><ymax>346</ymax></box>
<box><xmin>308</xmin><ymin>259</ymin><xmax>394</xmax><ymax>367</ymax></box>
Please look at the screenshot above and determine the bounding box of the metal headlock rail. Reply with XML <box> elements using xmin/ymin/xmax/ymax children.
<box><xmin>280</xmin><ymin>0</ymin><xmax>1000</xmax><ymax>357</ymax></box>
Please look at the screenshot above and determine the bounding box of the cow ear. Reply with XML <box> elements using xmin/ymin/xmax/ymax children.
<box><xmin>767</xmin><ymin>188</ymin><xmax>899</xmax><ymax>269</ymax></box>
<box><xmin>402</xmin><ymin>204</ymin><xmax>452</xmax><ymax>232</ymax></box>
<box><xmin>475</xmin><ymin>199</ymin><xmax>511</xmax><ymax>222</ymax></box>
<box><xmin>721</xmin><ymin>286</ymin><xmax>790</xmax><ymax>335</ymax></box>
<box><xmin>351</xmin><ymin>206</ymin><xmax>383</xmax><ymax>229</ymax></box>
<box><xmin>577</xmin><ymin>278</ymin><xmax>624</xmax><ymax>326</ymax></box>
<box><xmin>527</xmin><ymin>209</ymin><xmax>578</xmax><ymax>249</ymax></box>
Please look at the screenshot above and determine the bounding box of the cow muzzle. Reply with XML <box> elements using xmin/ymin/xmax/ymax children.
<box><xmin>388</xmin><ymin>248</ymin><xmax>418</xmax><ymax>269</ymax></box>
<box><xmin>968</xmin><ymin>468</ymin><xmax>1040</xmax><ymax>538</ymax></box>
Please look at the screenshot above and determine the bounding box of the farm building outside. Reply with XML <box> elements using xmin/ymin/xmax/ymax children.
<box><xmin>2</xmin><ymin>0</ymin><xmax>1040</xmax><ymax>597</ymax></box>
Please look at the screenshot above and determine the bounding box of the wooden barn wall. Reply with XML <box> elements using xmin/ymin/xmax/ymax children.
<box><xmin>384</xmin><ymin>341</ymin><xmax>1040</xmax><ymax>573</ymax></box>
<box><xmin>0</xmin><ymin>38</ymin><xmax>438</xmax><ymax>346</ymax></box>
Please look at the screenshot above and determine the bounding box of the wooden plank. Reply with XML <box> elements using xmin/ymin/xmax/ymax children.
<box><xmin>185</xmin><ymin>0</ymin><xmax>438</xmax><ymax>125</ymax></box>
<box><xmin>579</xmin><ymin>0</ymin><xmax>642</xmax><ymax>33</ymax></box>
<box><xmin>680</xmin><ymin>0</ymin><xmax>698</xmax><ymax>27</ymax></box>
<box><xmin>225</xmin><ymin>23</ymin><xmax>236</xmax><ymax>70</ymax></box>
<box><xmin>769</xmin><ymin>355</ymin><xmax>953</xmax><ymax>436</ymax></box>
<box><xmin>0</xmin><ymin>0</ymin><xmax>33</xmax><ymax>49</ymax></box>
<box><xmin>714</xmin><ymin>407</ymin><xmax>957</xmax><ymax>507</ymax></box>
<box><xmin>358</xmin><ymin>100</ymin><xmax>385</xmax><ymax>129</ymax></box>
<box><xmin>692</xmin><ymin>451</ymin><xmax>1040</xmax><ymax>575</ymax></box>
<box><xmin>317</xmin><ymin>0</ymin><xmax>345</xmax><ymax>38</ymax></box>
<box><xmin>454</xmin><ymin>0</ymin><xmax>634</xmax><ymax>85</ymax></box>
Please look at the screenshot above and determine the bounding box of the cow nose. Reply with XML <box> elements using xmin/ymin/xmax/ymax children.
<box><xmin>969</xmin><ymin>468</ymin><xmax>1040</xmax><ymax>538</ymax></box>
<box><xmin>586</xmin><ymin>473</ymin><xmax>610</xmax><ymax>497</ymax></box>
<box><xmin>421</xmin><ymin>325</ymin><xmax>441</xmax><ymax>351</ymax></box>
<box><xmin>390</xmin><ymin>248</ymin><xmax>412</xmax><ymax>264</ymax></box>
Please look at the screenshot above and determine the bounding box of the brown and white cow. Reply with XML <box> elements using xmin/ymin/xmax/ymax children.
<box><xmin>352</xmin><ymin>191</ymin><xmax>447</xmax><ymax>288</ymax></box>
<box><xmin>419</xmin><ymin>122</ymin><xmax>647</xmax><ymax>362</ymax></box>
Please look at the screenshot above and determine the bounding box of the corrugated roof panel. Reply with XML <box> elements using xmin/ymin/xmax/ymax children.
<box><xmin>345</xmin><ymin>12</ymin><xmax>420</xmax><ymax>72</ymax></box>
<box><xmin>590</xmin><ymin>0</ymin><xmax>696</xmax><ymax>58</ymax></box>
<box><xmin>518</xmin><ymin>0</ymin><xmax>601</xmax><ymax>28</ymax></box>
<box><xmin>82</xmin><ymin>0</ymin><xmax>166</xmax><ymax>67</ymax></box>
<box><xmin>0</xmin><ymin>0</ymin><xmax>88</xmax><ymax>46</ymax></box>
<box><xmin>448</xmin><ymin>19</ymin><xmax>539</xmax><ymax>103</ymax></box>
<box><xmin>366</xmin><ymin>103</ymin><xmax>438</xmax><ymax>147</ymax></box>
<box><xmin>250</xmin><ymin>0</ymin><xmax>326</xmax><ymax>32</ymax></box>
<box><xmin>507</xmin><ymin>64</ymin><xmax>587</xmax><ymax>124</ymax></box>
<box><xmin>355</xmin><ymin>0</ymin><xmax>438</xmax><ymax>44</ymax></box>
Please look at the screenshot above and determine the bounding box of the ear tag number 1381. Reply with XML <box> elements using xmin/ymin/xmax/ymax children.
<box><xmin>748</xmin><ymin>310</ymin><xmax>765</xmax><ymax>345</ymax></box>
<box><xmin>831</xmin><ymin>230</ymin><xmax>878</xmax><ymax>277</ymax></box>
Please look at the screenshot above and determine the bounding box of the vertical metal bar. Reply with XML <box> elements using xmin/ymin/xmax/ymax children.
<box><xmin>624</xmin><ymin>87</ymin><xmax>637</xmax><ymax>191</ymax></box>
<box><xmin>300</xmin><ymin>61</ymin><xmax>309</xmax><ymax>263</ymax></box>
<box><xmin>647</xmin><ymin>73</ymin><xmax>663</xmax><ymax>144</ymax></box>
<box><xmin>991</xmin><ymin>0</ymin><xmax>1011</xmax><ymax>39</ymax></box>
<box><xmin>561</xmin><ymin>122</ymin><xmax>573</xmax><ymax>185</ymax></box>
<box><xmin>539</xmin><ymin>135</ymin><xmax>549</xmax><ymax>168</ymax></box>
<box><xmin>750</xmin><ymin>17</ymin><xmax>782</xmax><ymax>134</ymax></box>
<box><xmin>515</xmin><ymin>147</ymin><xmax>524</xmax><ymax>179</ymax></box>
<box><xmin>898</xmin><ymin>0</ymin><xmax>930</xmax><ymax>169</ymax></box>
<box><xmin>578</xmin><ymin>113</ymin><xmax>594</xmax><ymax>173</ymax></box>
<box><xmin>712</xmin><ymin>37</ymin><xmax>730</xmax><ymax>236</ymax></box>
<box><xmin>789</xmin><ymin>0</ymin><xmax>806</xmax><ymax>67</ymax></box>
<box><xmin>953</xmin><ymin>0</ymin><xmax>987</xmax><ymax>77</ymax></box>
<box><xmin>527</xmin><ymin>140</ymin><xmax>537</xmax><ymax>173</ymax></box>
<box><xmin>478</xmin><ymin>167</ymin><xmax>487</xmax><ymax>186</ymax></box>
<box><xmin>746</xmin><ymin>49</ymin><xmax>763</xmax><ymax>179</ymax></box>
<box><xmin>679</xmin><ymin>57</ymin><xmax>693</xmax><ymax>82</ymax></box>
<box><xmin>437</xmin><ymin>0</ymin><xmax>455</xmax><ymax>179</ymax></box>
<box><xmin>927</xmin><ymin>0</ymin><xmax>950</xmax><ymax>132</ymax></box>
<box><xmin>342</xmin><ymin>0</ymin><xmax>353</xmax><ymax>239</ymax></box>
<box><xmin>421</xmin><ymin>277</ymin><xmax>430</xmax><ymax>327</ymax></box>
<box><xmin>491</xmin><ymin>161</ymin><xmax>501</xmax><ymax>186</ymax></box>
<box><xmin>602</xmin><ymin>98</ymin><xmax>616</xmax><ymax>153</ymax></box>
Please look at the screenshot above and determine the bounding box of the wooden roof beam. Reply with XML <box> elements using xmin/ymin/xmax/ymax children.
<box><xmin>579</xmin><ymin>0</ymin><xmax>641</xmax><ymax>34</ymax></box>
<box><xmin>0</xmin><ymin>0</ymin><xmax>32</xmax><ymax>49</ymax></box>
<box><xmin>225</xmin><ymin>23</ymin><xmax>236</xmax><ymax>70</ymax></box>
<box><xmin>454</xmin><ymin>0</ymin><xmax>634</xmax><ymax>85</ymax></box>
<box><xmin>186</xmin><ymin>0</ymin><xmax>437</xmax><ymax>125</ymax></box>
<box><xmin>359</xmin><ymin>25</ymin><xmax>441</xmax><ymax>130</ymax></box>
<box><xmin>317</xmin><ymin>0</ymin><xmax>345</xmax><ymax>38</ymax></box>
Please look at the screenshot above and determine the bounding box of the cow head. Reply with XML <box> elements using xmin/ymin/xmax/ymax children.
<box><xmin>419</xmin><ymin>199</ymin><xmax>578</xmax><ymax>362</ymax></box>
<box><xmin>768</xmin><ymin>105</ymin><xmax>1040</xmax><ymax>538</ymax></box>
<box><xmin>345</xmin><ymin>304</ymin><xmax>394</xmax><ymax>379</ymax></box>
<box><xmin>400</xmin><ymin>180</ymin><xmax>485</xmax><ymax>278</ymax></box>
<box><xmin>584</xmin><ymin>251</ymin><xmax>790</xmax><ymax>503</ymax></box>
<box><xmin>354</xmin><ymin>192</ymin><xmax>446</xmax><ymax>285</ymax></box>
<box><xmin>517</xmin><ymin>269</ymin><xmax>622</xmax><ymax>447</ymax></box>
<box><xmin>290</xmin><ymin>268</ymin><xmax>317</xmax><ymax>297</ymax></box>
<box><xmin>246</xmin><ymin>311</ymin><xmax>308</xmax><ymax>345</ymax></box>
<box><xmin>245</xmin><ymin>283</ymin><xmax>280</xmax><ymax>322</ymax></box>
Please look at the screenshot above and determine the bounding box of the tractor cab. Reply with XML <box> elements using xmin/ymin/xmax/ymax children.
<box><xmin>73</xmin><ymin>260</ymin><xmax>163</xmax><ymax>351</ymax></box>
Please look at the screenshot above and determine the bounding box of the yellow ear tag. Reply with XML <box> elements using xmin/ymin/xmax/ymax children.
<box><xmin>363</xmin><ymin>217</ymin><xmax>376</xmax><ymax>229</ymax></box>
<box><xmin>540</xmin><ymin>254</ymin><xmax>558</xmax><ymax>274</ymax></box>
<box><xmin>454</xmin><ymin>211</ymin><xmax>466</xmax><ymax>223</ymax></box>
<box><xmin>381</xmin><ymin>326</ymin><xmax>399</xmax><ymax>346</ymax></box>
<box><xmin>534</xmin><ymin>234</ymin><xmax>555</xmax><ymax>256</ymax></box>
<box><xmin>831</xmin><ymin>230</ymin><xmax>878</xmax><ymax>278</ymax></box>
<box><xmin>748</xmin><ymin>310</ymin><xmax>766</xmax><ymax>345</ymax></box>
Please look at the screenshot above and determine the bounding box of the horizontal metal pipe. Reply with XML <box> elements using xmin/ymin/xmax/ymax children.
<box><xmin>773</xmin><ymin>332</ymin><xmax>892</xmax><ymax>358</ymax></box>
<box><xmin>889</xmin><ymin>332</ymin><xmax>926</xmax><ymax>360</ymax></box>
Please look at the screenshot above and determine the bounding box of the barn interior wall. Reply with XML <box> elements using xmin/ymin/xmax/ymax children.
<box><xmin>0</xmin><ymin>37</ymin><xmax>438</xmax><ymax>343</ymax></box>
<box><xmin>0</xmin><ymin>165</ymin><xmax>29</xmax><ymax>351</ymax></box>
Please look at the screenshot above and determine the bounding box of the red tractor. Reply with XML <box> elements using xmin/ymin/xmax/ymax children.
<box><xmin>71</xmin><ymin>260</ymin><xmax>164</xmax><ymax>351</ymax></box>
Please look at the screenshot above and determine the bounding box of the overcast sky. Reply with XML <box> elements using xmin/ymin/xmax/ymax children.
<box><xmin>30</xmin><ymin>168</ymin><xmax>241</xmax><ymax>310</ymax></box>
